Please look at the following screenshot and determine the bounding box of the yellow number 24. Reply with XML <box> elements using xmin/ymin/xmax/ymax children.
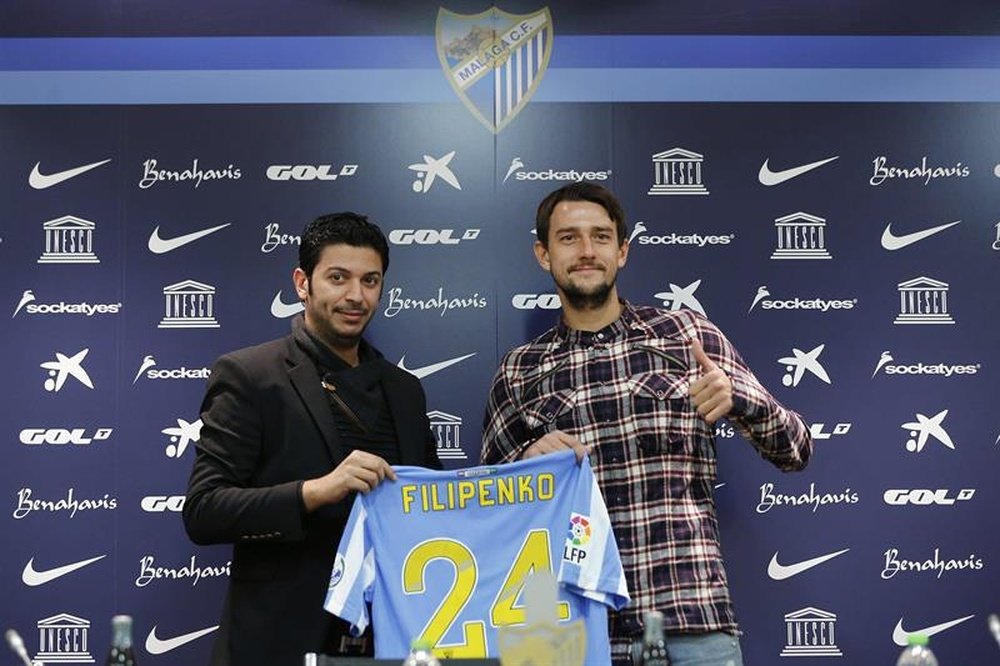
<box><xmin>401</xmin><ymin>528</ymin><xmax>571</xmax><ymax>658</ymax></box>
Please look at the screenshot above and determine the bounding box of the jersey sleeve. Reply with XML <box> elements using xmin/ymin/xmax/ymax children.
<box><xmin>557</xmin><ymin>457</ymin><xmax>630</xmax><ymax>611</ymax></box>
<box><xmin>323</xmin><ymin>494</ymin><xmax>376</xmax><ymax>635</ymax></box>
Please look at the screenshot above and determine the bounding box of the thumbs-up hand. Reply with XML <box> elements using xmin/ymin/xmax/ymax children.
<box><xmin>689</xmin><ymin>337</ymin><xmax>733</xmax><ymax>426</ymax></box>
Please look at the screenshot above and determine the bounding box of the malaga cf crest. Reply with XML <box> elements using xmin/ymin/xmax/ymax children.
<box><xmin>436</xmin><ymin>6</ymin><xmax>553</xmax><ymax>133</ymax></box>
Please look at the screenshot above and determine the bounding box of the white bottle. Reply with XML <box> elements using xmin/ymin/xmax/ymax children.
<box><xmin>402</xmin><ymin>639</ymin><xmax>441</xmax><ymax>666</ymax></box>
<box><xmin>639</xmin><ymin>611</ymin><xmax>669</xmax><ymax>666</ymax></box>
<box><xmin>895</xmin><ymin>633</ymin><xmax>939</xmax><ymax>666</ymax></box>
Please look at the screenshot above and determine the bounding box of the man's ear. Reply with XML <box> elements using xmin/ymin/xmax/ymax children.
<box><xmin>292</xmin><ymin>267</ymin><xmax>309</xmax><ymax>300</ymax></box>
<box><xmin>534</xmin><ymin>240</ymin><xmax>550</xmax><ymax>271</ymax></box>
<box><xmin>618</xmin><ymin>238</ymin><xmax>630</xmax><ymax>268</ymax></box>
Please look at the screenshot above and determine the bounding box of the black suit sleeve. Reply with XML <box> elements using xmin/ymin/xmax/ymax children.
<box><xmin>183</xmin><ymin>354</ymin><xmax>306</xmax><ymax>545</ymax></box>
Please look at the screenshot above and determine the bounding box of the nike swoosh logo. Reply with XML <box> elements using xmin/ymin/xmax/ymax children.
<box><xmin>758</xmin><ymin>156</ymin><xmax>839</xmax><ymax>186</ymax></box>
<box><xmin>22</xmin><ymin>554</ymin><xmax>106</xmax><ymax>586</ymax></box>
<box><xmin>397</xmin><ymin>352</ymin><xmax>476</xmax><ymax>379</ymax></box>
<box><xmin>145</xmin><ymin>625</ymin><xmax>219</xmax><ymax>654</ymax></box>
<box><xmin>893</xmin><ymin>615</ymin><xmax>974</xmax><ymax>646</ymax></box>
<box><xmin>148</xmin><ymin>222</ymin><xmax>231</xmax><ymax>254</ymax></box>
<box><xmin>270</xmin><ymin>292</ymin><xmax>304</xmax><ymax>318</ymax></box>
<box><xmin>881</xmin><ymin>220</ymin><xmax>961</xmax><ymax>250</ymax></box>
<box><xmin>29</xmin><ymin>159</ymin><xmax>112</xmax><ymax>189</ymax></box>
<box><xmin>767</xmin><ymin>548</ymin><xmax>850</xmax><ymax>580</ymax></box>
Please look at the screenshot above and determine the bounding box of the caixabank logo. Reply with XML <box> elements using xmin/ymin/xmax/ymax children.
<box><xmin>436</xmin><ymin>7</ymin><xmax>552</xmax><ymax>133</ymax></box>
<box><xmin>39</xmin><ymin>349</ymin><xmax>94</xmax><ymax>393</ymax></box>
<box><xmin>900</xmin><ymin>409</ymin><xmax>955</xmax><ymax>453</ymax></box>
<box><xmin>777</xmin><ymin>344</ymin><xmax>831</xmax><ymax>388</ymax></box>
<box><xmin>408</xmin><ymin>151</ymin><xmax>462</xmax><ymax>194</ymax></box>
<box><xmin>652</xmin><ymin>281</ymin><xmax>707</xmax><ymax>316</ymax></box>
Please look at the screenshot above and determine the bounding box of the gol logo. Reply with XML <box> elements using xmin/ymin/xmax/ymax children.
<box><xmin>141</xmin><ymin>496</ymin><xmax>186</xmax><ymax>512</ymax></box>
<box><xmin>265</xmin><ymin>164</ymin><xmax>358</xmax><ymax>181</ymax></box>
<box><xmin>512</xmin><ymin>294</ymin><xmax>561</xmax><ymax>310</ymax></box>
<box><xmin>388</xmin><ymin>229</ymin><xmax>480</xmax><ymax>245</ymax></box>
<box><xmin>883</xmin><ymin>489</ymin><xmax>974</xmax><ymax>506</ymax></box>
<box><xmin>20</xmin><ymin>428</ymin><xmax>113</xmax><ymax>445</ymax></box>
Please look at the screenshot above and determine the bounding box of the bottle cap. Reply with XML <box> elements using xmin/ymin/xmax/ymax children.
<box><xmin>906</xmin><ymin>633</ymin><xmax>929</xmax><ymax>646</ymax></box>
<box><xmin>111</xmin><ymin>615</ymin><xmax>133</xmax><ymax>627</ymax></box>
<box><xmin>643</xmin><ymin>610</ymin><xmax>664</xmax><ymax>629</ymax></box>
<box><xmin>410</xmin><ymin>638</ymin><xmax>433</xmax><ymax>650</ymax></box>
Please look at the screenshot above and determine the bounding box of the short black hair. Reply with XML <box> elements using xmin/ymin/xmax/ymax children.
<box><xmin>299</xmin><ymin>212</ymin><xmax>390</xmax><ymax>277</ymax></box>
<box><xmin>535</xmin><ymin>182</ymin><xmax>627</xmax><ymax>247</ymax></box>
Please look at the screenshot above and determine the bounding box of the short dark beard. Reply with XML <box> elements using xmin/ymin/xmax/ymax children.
<box><xmin>560</xmin><ymin>280</ymin><xmax>614</xmax><ymax>311</ymax></box>
<box><xmin>305</xmin><ymin>280</ymin><xmax>375</xmax><ymax>351</ymax></box>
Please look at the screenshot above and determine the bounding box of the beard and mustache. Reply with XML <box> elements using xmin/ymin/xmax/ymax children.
<box><xmin>555</xmin><ymin>262</ymin><xmax>616</xmax><ymax>311</ymax></box>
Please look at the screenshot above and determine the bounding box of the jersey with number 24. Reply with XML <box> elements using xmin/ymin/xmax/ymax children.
<box><xmin>323</xmin><ymin>450</ymin><xmax>630</xmax><ymax>661</ymax></box>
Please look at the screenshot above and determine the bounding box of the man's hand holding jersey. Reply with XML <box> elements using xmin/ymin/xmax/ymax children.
<box><xmin>302</xmin><ymin>450</ymin><xmax>396</xmax><ymax>511</ymax></box>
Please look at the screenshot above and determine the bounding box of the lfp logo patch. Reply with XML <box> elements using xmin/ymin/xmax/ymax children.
<box><xmin>567</xmin><ymin>514</ymin><xmax>591</xmax><ymax>546</ymax></box>
<box><xmin>563</xmin><ymin>513</ymin><xmax>592</xmax><ymax>564</ymax></box>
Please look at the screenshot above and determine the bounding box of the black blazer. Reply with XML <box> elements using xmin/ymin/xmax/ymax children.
<box><xmin>184</xmin><ymin>334</ymin><xmax>441</xmax><ymax>666</ymax></box>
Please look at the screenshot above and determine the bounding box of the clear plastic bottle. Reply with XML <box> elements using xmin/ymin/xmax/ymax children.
<box><xmin>895</xmin><ymin>633</ymin><xmax>939</xmax><ymax>666</ymax></box>
<box><xmin>105</xmin><ymin>615</ymin><xmax>137</xmax><ymax>666</ymax></box>
<box><xmin>639</xmin><ymin>611</ymin><xmax>668</xmax><ymax>666</ymax></box>
<box><xmin>401</xmin><ymin>639</ymin><xmax>441</xmax><ymax>666</ymax></box>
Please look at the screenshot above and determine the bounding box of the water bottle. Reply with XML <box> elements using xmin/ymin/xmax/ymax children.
<box><xmin>639</xmin><ymin>611</ymin><xmax>668</xmax><ymax>666</ymax></box>
<box><xmin>895</xmin><ymin>633</ymin><xmax>938</xmax><ymax>666</ymax></box>
<box><xmin>401</xmin><ymin>639</ymin><xmax>441</xmax><ymax>666</ymax></box>
<box><xmin>105</xmin><ymin>615</ymin><xmax>137</xmax><ymax>666</ymax></box>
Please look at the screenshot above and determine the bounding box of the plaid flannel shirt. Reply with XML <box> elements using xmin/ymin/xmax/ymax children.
<box><xmin>481</xmin><ymin>302</ymin><xmax>812</xmax><ymax>656</ymax></box>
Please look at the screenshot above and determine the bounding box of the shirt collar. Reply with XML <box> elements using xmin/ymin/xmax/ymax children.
<box><xmin>291</xmin><ymin>314</ymin><xmax>378</xmax><ymax>372</ymax></box>
<box><xmin>555</xmin><ymin>299</ymin><xmax>639</xmax><ymax>346</ymax></box>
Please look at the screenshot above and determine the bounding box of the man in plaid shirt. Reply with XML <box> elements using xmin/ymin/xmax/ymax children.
<box><xmin>481</xmin><ymin>183</ymin><xmax>813</xmax><ymax>666</ymax></box>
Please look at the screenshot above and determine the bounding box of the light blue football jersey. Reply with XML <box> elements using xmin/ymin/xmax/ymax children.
<box><xmin>323</xmin><ymin>450</ymin><xmax>629</xmax><ymax>661</ymax></box>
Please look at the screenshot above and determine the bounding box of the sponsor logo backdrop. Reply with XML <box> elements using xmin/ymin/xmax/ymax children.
<box><xmin>2</xmin><ymin>5</ymin><xmax>1000</xmax><ymax>665</ymax></box>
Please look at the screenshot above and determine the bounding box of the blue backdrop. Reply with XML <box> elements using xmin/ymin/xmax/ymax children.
<box><xmin>2</xmin><ymin>3</ymin><xmax>999</xmax><ymax>664</ymax></box>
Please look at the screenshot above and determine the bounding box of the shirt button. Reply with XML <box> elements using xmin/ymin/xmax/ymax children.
<box><xmin>597</xmin><ymin>333</ymin><xmax>604</xmax><ymax>340</ymax></box>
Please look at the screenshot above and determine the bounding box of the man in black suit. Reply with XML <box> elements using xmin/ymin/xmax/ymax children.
<box><xmin>184</xmin><ymin>212</ymin><xmax>442</xmax><ymax>666</ymax></box>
